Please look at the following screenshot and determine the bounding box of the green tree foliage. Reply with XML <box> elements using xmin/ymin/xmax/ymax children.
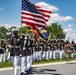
<box><xmin>0</xmin><ymin>26</ymin><xmax>8</xmax><ymax>38</ymax></box>
<box><xmin>8</xmin><ymin>26</ymin><xmax>17</xmax><ymax>32</ymax></box>
<box><xmin>47</xmin><ymin>23</ymin><xmax>65</xmax><ymax>39</ymax></box>
<box><xmin>0</xmin><ymin>23</ymin><xmax>65</xmax><ymax>39</ymax></box>
<box><xmin>7</xmin><ymin>26</ymin><xmax>17</xmax><ymax>38</ymax></box>
<box><xmin>0</xmin><ymin>26</ymin><xmax>17</xmax><ymax>39</ymax></box>
<box><xmin>18</xmin><ymin>26</ymin><xmax>33</xmax><ymax>37</ymax></box>
<box><xmin>18</xmin><ymin>26</ymin><xmax>28</xmax><ymax>35</ymax></box>
<box><xmin>18</xmin><ymin>23</ymin><xmax>65</xmax><ymax>39</ymax></box>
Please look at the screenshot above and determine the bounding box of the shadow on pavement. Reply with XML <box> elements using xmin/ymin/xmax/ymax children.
<box><xmin>65</xmin><ymin>62</ymin><xmax>76</xmax><ymax>64</ymax></box>
<box><xmin>42</xmin><ymin>69</ymin><xmax>56</xmax><ymax>71</ymax></box>
<box><xmin>25</xmin><ymin>67</ymin><xmax>62</xmax><ymax>75</ymax></box>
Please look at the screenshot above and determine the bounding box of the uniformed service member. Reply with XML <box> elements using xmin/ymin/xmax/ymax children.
<box><xmin>20</xmin><ymin>34</ymin><xmax>27</xmax><ymax>75</ymax></box>
<box><xmin>10</xmin><ymin>29</ymin><xmax>20</xmax><ymax>75</ymax></box>
<box><xmin>59</xmin><ymin>40</ymin><xmax>64</xmax><ymax>59</ymax></box>
<box><xmin>39</xmin><ymin>40</ymin><xmax>43</xmax><ymax>61</ymax></box>
<box><xmin>70</xmin><ymin>41</ymin><xmax>75</xmax><ymax>58</ymax></box>
<box><xmin>25</xmin><ymin>35</ymin><xmax>32</xmax><ymax>74</ymax></box>
<box><xmin>52</xmin><ymin>40</ymin><xmax>57</xmax><ymax>60</ymax></box>
<box><xmin>30</xmin><ymin>38</ymin><xmax>34</xmax><ymax>63</ymax></box>
<box><xmin>35</xmin><ymin>42</ymin><xmax>39</xmax><ymax>60</ymax></box>
<box><xmin>0</xmin><ymin>39</ymin><xmax>6</xmax><ymax>62</ymax></box>
<box><xmin>64</xmin><ymin>41</ymin><xmax>71</xmax><ymax>58</ymax></box>
<box><xmin>49</xmin><ymin>41</ymin><xmax>53</xmax><ymax>59</ymax></box>
<box><xmin>6</xmin><ymin>39</ymin><xmax>11</xmax><ymax>61</ymax></box>
<box><xmin>45</xmin><ymin>42</ymin><xmax>50</xmax><ymax>60</ymax></box>
<box><xmin>32</xmin><ymin>40</ymin><xmax>36</xmax><ymax>61</ymax></box>
<box><xmin>42</xmin><ymin>42</ymin><xmax>46</xmax><ymax>59</ymax></box>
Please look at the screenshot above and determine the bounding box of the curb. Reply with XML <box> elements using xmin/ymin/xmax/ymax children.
<box><xmin>0</xmin><ymin>60</ymin><xmax>76</xmax><ymax>71</ymax></box>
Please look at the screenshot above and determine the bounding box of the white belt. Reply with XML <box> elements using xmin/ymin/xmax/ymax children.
<box><xmin>11</xmin><ymin>46</ymin><xmax>19</xmax><ymax>48</ymax></box>
<box><xmin>48</xmin><ymin>47</ymin><xmax>50</xmax><ymax>48</ymax></box>
<box><xmin>0</xmin><ymin>48</ymin><xmax>4</xmax><ymax>49</ymax></box>
<box><xmin>29</xmin><ymin>48</ymin><xmax>31</xmax><ymax>49</ymax></box>
<box><xmin>15</xmin><ymin>46</ymin><xmax>19</xmax><ymax>48</ymax></box>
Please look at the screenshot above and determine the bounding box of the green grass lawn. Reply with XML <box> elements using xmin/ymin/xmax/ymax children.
<box><xmin>0</xmin><ymin>51</ymin><xmax>76</xmax><ymax>68</ymax></box>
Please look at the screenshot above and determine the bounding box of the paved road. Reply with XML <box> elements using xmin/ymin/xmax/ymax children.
<box><xmin>0</xmin><ymin>62</ymin><xmax>76</xmax><ymax>75</ymax></box>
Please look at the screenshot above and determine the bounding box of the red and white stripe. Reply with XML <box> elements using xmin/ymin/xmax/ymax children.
<box><xmin>21</xmin><ymin>5</ymin><xmax>52</xmax><ymax>27</ymax></box>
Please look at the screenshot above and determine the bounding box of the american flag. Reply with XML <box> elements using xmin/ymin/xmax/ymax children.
<box><xmin>21</xmin><ymin>0</ymin><xmax>52</xmax><ymax>28</ymax></box>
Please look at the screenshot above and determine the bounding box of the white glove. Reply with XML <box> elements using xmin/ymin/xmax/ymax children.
<box><xmin>23</xmin><ymin>47</ymin><xmax>26</xmax><ymax>50</ymax></box>
<box><xmin>8</xmin><ymin>45</ymin><xmax>11</xmax><ymax>48</ymax></box>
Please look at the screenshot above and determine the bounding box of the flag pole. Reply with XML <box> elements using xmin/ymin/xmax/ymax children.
<box><xmin>21</xmin><ymin>19</ymin><xmax>23</xmax><ymax>35</ymax></box>
<box><xmin>20</xmin><ymin>0</ymin><xmax>23</xmax><ymax>35</ymax></box>
<box><xmin>26</xmin><ymin>25</ymin><xmax>28</xmax><ymax>34</ymax></box>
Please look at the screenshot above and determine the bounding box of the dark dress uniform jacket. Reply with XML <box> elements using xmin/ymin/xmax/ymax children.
<box><xmin>50</xmin><ymin>44</ymin><xmax>54</xmax><ymax>51</ymax></box>
<box><xmin>10</xmin><ymin>35</ymin><xmax>20</xmax><ymax>56</ymax></box>
<box><xmin>20</xmin><ymin>38</ymin><xmax>26</xmax><ymax>56</ymax></box>
<box><xmin>31</xmin><ymin>42</ymin><xmax>36</xmax><ymax>54</ymax></box>
<box><xmin>30</xmin><ymin>40</ymin><xmax>34</xmax><ymax>54</ymax></box>
<box><xmin>44</xmin><ymin>44</ymin><xmax>48</xmax><ymax>51</ymax></box>
<box><xmin>0</xmin><ymin>43</ymin><xmax>6</xmax><ymax>54</ymax></box>
<box><xmin>40</xmin><ymin>43</ymin><xmax>43</xmax><ymax>51</ymax></box>
<box><xmin>59</xmin><ymin>45</ymin><xmax>64</xmax><ymax>50</ymax></box>
<box><xmin>53</xmin><ymin>45</ymin><xmax>57</xmax><ymax>51</ymax></box>
<box><xmin>47</xmin><ymin>43</ymin><xmax>51</xmax><ymax>51</ymax></box>
<box><xmin>36</xmin><ymin>45</ymin><xmax>39</xmax><ymax>51</ymax></box>
<box><xmin>25</xmin><ymin>40</ymin><xmax>31</xmax><ymax>56</ymax></box>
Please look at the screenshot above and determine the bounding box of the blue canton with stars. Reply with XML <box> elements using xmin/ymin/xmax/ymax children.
<box><xmin>22</xmin><ymin>0</ymin><xmax>38</xmax><ymax>13</ymax></box>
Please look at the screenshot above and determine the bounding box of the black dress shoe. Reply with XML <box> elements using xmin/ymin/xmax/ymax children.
<box><xmin>25</xmin><ymin>70</ymin><xmax>28</xmax><ymax>74</ymax></box>
<box><xmin>29</xmin><ymin>68</ymin><xmax>32</xmax><ymax>74</ymax></box>
<box><xmin>27</xmin><ymin>70</ymin><xmax>29</xmax><ymax>74</ymax></box>
<box><xmin>29</xmin><ymin>68</ymin><xmax>31</xmax><ymax>71</ymax></box>
<box><xmin>20</xmin><ymin>72</ymin><xmax>26</xmax><ymax>75</ymax></box>
<box><xmin>26</xmin><ymin>70</ymin><xmax>31</xmax><ymax>74</ymax></box>
<box><xmin>20</xmin><ymin>72</ymin><xmax>24</xmax><ymax>75</ymax></box>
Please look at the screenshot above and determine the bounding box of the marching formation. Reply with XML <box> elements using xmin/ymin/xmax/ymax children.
<box><xmin>0</xmin><ymin>29</ymin><xmax>76</xmax><ymax>75</ymax></box>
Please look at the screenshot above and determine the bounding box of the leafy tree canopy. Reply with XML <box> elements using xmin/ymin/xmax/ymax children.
<box><xmin>0</xmin><ymin>23</ymin><xmax>65</xmax><ymax>39</ymax></box>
